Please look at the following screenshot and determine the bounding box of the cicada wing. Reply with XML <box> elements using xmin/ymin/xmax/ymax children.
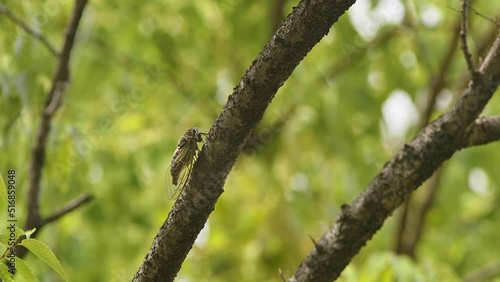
<box><xmin>166</xmin><ymin>160</ymin><xmax>193</xmax><ymax>200</ymax></box>
<box><xmin>167</xmin><ymin>139</ymin><xmax>198</xmax><ymax>200</ymax></box>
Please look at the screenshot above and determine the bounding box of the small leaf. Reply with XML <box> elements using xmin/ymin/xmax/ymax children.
<box><xmin>15</xmin><ymin>257</ymin><xmax>39</xmax><ymax>282</ymax></box>
<box><xmin>19</xmin><ymin>239</ymin><xmax>68</xmax><ymax>281</ymax></box>
<box><xmin>0</xmin><ymin>263</ymin><xmax>14</xmax><ymax>282</ymax></box>
<box><xmin>0</xmin><ymin>173</ymin><xmax>8</xmax><ymax>206</ymax></box>
<box><xmin>0</xmin><ymin>234</ymin><xmax>8</xmax><ymax>247</ymax></box>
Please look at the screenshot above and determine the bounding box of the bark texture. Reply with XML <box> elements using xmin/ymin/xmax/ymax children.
<box><xmin>133</xmin><ymin>0</ymin><xmax>357</xmax><ymax>281</ymax></box>
<box><xmin>289</xmin><ymin>34</ymin><xmax>500</xmax><ymax>282</ymax></box>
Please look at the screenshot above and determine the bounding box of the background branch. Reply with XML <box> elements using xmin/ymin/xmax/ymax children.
<box><xmin>464</xmin><ymin>260</ymin><xmax>500</xmax><ymax>282</ymax></box>
<box><xmin>466</xmin><ymin>3</ymin><xmax>500</xmax><ymax>27</ymax></box>
<box><xmin>270</xmin><ymin>0</ymin><xmax>287</xmax><ymax>34</ymax></box>
<box><xmin>20</xmin><ymin>0</ymin><xmax>90</xmax><ymax>258</ymax></box>
<box><xmin>0</xmin><ymin>4</ymin><xmax>59</xmax><ymax>57</ymax></box>
<box><xmin>395</xmin><ymin>18</ymin><xmax>461</xmax><ymax>257</ymax></box>
<box><xmin>41</xmin><ymin>194</ymin><xmax>94</xmax><ymax>226</ymax></box>
<box><xmin>419</xmin><ymin>20</ymin><xmax>462</xmax><ymax>128</ymax></box>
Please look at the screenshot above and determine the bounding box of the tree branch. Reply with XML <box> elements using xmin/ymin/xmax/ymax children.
<box><xmin>460</xmin><ymin>0</ymin><xmax>477</xmax><ymax>77</ymax></box>
<box><xmin>290</xmin><ymin>33</ymin><xmax>500</xmax><ymax>281</ymax></box>
<box><xmin>395</xmin><ymin>18</ymin><xmax>461</xmax><ymax>257</ymax></box>
<box><xmin>270</xmin><ymin>0</ymin><xmax>287</xmax><ymax>34</ymax></box>
<box><xmin>466</xmin><ymin>3</ymin><xmax>500</xmax><ymax>27</ymax></box>
<box><xmin>326</xmin><ymin>27</ymin><xmax>399</xmax><ymax>80</ymax></box>
<box><xmin>133</xmin><ymin>0</ymin><xmax>357</xmax><ymax>281</ymax></box>
<box><xmin>467</xmin><ymin>115</ymin><xmax>500</xmax><ymax>146</ymax></box>
<box><xmin>464</xmin><ymin>260</ymin><xmax>500</xmax><ymax>282</ymax></box>
<box><xmin>419</xmin><ymin>20</ymin><xmax>462</xmax><ymax>128</ymax></box>
<box><xmin>41</xmin><ymin>194</ymin><xmax>94</xmax><ymax>226</ymax></box>
<box><xmin>401</xmin><ymin>167</ymin><xmax>443</xmax><ymax>257</ymax></box>
<box><xmin>0</xmin><ymin>4</ymin><xmax>59</xmax><ymax>57</ymax></box>
<box><xmin>25</xmin><ymin>0</ymin><xmax>88</xmax><ymax>238</ymax></box>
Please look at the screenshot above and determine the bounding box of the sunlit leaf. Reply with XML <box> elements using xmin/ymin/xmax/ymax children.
<box><xmin>19</xmin><ymin>239</ymin><xmax>68</xmax><ymax>282</ymax></box>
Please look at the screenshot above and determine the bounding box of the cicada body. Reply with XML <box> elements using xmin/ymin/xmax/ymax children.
<box><xmin>167</xmin><ymin>127</ymin><xmax>206</xmax><ymax>199</ymax></box>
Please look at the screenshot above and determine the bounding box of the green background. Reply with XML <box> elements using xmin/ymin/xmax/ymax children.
<box><xmin>1</xmin><ymin>0</ymin><xmax>499</xmax><ymax>281</ymax></box>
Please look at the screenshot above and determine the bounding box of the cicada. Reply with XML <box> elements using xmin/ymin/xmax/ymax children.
<box><xmin>167</xmin><ymin>127</ymin><xmax>207</xmax><ymax>199</ymax></box>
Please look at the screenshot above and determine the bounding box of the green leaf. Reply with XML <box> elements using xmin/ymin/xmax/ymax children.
<box><xmin>19</xmin><ymin>239</ymin><xmax>68</xmax><ymax>282</ymax></box>
<box><xmin>0</xmin><ymin>173</ymin><xmax>8</xmax><ymax>206</ymax></box>
<box><xmin>0</xmin><ymin>263</ymin><xmax>14</xmax><ymax>282</ymax></box>
<box><xmin>0</xmin><ymin>234</ymin><xmax>8</xmax><ymax>247</ymax></box>
<box><xmin>15</xmin><ymin>257</ymin><xmax>39</xmax><ymax>282</ymax></box>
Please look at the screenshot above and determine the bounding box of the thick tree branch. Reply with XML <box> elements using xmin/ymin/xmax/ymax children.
<box><xmin>0</xmin><ymin>4</ymin><xmax>59</xmax><ymax>57</ymax></box>
<box><xmin>25</xmin><ymin>0</ymin><xmax>88</xmax><ymax>239</ymax></box>
<box><xmin>133</xmin><ymin>0</ymin><xmax>357</xmax><ymax>281</ymax></box>
<box><xmin>290</xmin><ymin>33</ymin><xmax>500</xmax><ymax>282</ymax></box>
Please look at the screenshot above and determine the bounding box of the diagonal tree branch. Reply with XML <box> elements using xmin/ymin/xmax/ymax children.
<box><xmin>290</xmin><ymin>33</ymin><xmax>500</xmax><ymax>282</ymax></box>
<box><xmin>0</xmin><ymin>4</ymin><xmax>59</xmax><ymax>57</ymax></box>
<box><xmin>133</xmin><ymin>0</ymin><xmax>357</xmax><ymax>281</ymax></box>
<box><xmin>24</xmin><ymin>0</ymin><xmax>89</xmax><ymax>248</ymax></box>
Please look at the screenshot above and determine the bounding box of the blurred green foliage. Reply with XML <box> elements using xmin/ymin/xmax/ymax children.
<box><xmin>0</xmin><ymin>0</ymin><xmax>499</xmax><ymax>281</ymax></box>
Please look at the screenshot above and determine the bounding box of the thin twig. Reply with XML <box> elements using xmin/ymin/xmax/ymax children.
<box><xmin>419</xmin><ymin>20</ymin><xmax>461</xmax><ymax>128</ymax></box>
<box><xmin>466</xmin><ymin>3</ymin><xmax>500</xmax><ymax>27</ymax></box>
<box><xmin>0</xmin><ymin>4</ymin><xmax>59</xmax><ymax>57</ymax></box>
<box><xmin>394</xmin><ymin>198</ymin><xmax>411</xmax><ymax>254</ymax></box>
<box><xmin>44</xmin><ymin>81</ymin><xmax>69</xmax><ymax>116</ymax></box>
<box><xmin>326</xmin><ymin>27</ymin><xmax>399</xmax><ymax>80</ymax></box>
<box><xmin>133</xmin><ymin>0</ymin><xmax>360</xmax><ymax>280</ymax></box>
<box><xmin>395</xmin><ymin>19</ymin><xmax>461</xmax><ymax>256</ymax></box>
<box><xmin>407</xmin><ymin>168</ymin><xmax>443</xmax><ymax>256</ymax></box>
<box><xmin>42</xmin><ymin>194</ymin><xmax>94</xmax><ymax>225</ymax></box>
<box><xmin>464</xmin><ymin>261</ymin><xmax>500</xmax><ymax>282</ymax></box>
<box><xmin>270</xmin><ymin>0</ymin><xmax>287</xmax><ymax>34</ymax></box>
<box><xmin>460</xmin><ymin>0</ymin><xmax>477</xmax><ymax>77</ymax></box>
<box><xmin>278</xmin><ymin>269</ymin><xmax>287</xmax><ymax>282</ymax></box>
<box><xmin>456</xmin><ymin>26</ymin><xmax>499</xmax><ymax>92</ymax></box>
<box><xmin>25</xmin><ymin>0</ymin><xmax>88</xmax><ymax>235</ymax></box>
<box><xmin>308</xmin><ymin>234</ymin><xmax>318</xmax><ymax>249</ymax></box>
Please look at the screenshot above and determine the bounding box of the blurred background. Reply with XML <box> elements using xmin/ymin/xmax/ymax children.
<box><xmin>0</xmin><ymin>0</ymin><xmax>499</xmax><ymax>281</ymax></box>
